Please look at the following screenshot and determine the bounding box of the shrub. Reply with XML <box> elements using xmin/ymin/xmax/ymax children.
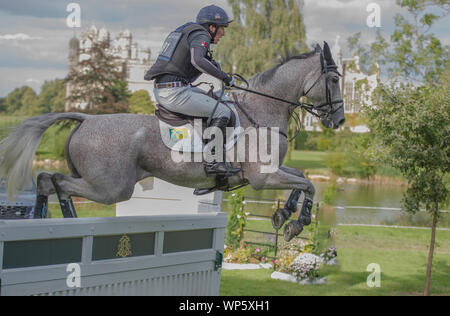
<box><xmin>225</xmin><ymin>189</ymin><xmax>246</xmax><ymax>249</ymax></box>
<box><xmin>289</xmin><ymin>253</ymin><xmax>322</xmax><ymax>281</ymax></box>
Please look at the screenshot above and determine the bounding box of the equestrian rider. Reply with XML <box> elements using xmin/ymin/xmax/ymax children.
<box><xmin>145</xmin><ymin>5</ymin><xmax>241</xmax><ymax>177</ymax></box>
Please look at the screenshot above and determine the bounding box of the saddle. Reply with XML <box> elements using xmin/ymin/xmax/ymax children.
<box><xmin>154</xmin><ymin>98</ymin><xmax>244</xmax><ymax>196</ymax></box>
<box><xmin>155</xmin><ymin>102</ymin><xmax>237</xmax><ymax>133</ymax></box>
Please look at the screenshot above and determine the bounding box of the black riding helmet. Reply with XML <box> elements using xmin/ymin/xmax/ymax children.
<box><xmin>196</xmin><ymin>5</ymin><xmax>233</xmax><ymax>40</ymax></box>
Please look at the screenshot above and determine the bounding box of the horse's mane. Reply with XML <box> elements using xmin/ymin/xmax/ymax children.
<box><xmin>249</xmin><ymin>50</ymin><xmax>317</xmax><ymax>88</ymax></box>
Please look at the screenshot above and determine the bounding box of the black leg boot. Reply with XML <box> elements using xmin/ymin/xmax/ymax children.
<box><xmin>204</xmin><ymin>117</ymin><xmax>241</xmax><ymax>177</ymax></box>
<box><xmin>34</xmin><ymin>195</ymin><xmax>48</xmax><ymax>219</ymax></box>
<box><xmin>272</xmin><ymin>190</ymin><xmax>301</xmax><ymax>230</ymax></box>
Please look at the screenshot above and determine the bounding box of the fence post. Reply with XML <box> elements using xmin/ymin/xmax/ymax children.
<box><xmin>273</xmin><ymin>199</ymin><xmax>280</xmax><ymax>271</ymax></box>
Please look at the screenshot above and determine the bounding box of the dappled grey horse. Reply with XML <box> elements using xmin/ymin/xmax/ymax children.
<box><xmin>0</xmin><ymin>42</ymin><xmax>345</xmax><ymax>241</ymax></box>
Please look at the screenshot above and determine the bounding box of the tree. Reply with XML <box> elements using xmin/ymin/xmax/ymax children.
<box><xmin>35</xmin><ymin>79</ymin><xmax>67</xmax><ymax>114</ymax></box>
<box><xmin>348</xmin><ymin>0</ymin><xmax>449</xmax><ymax>85</ymax></box>
<box><xmin>352</xmin><ymin>0</ymin><xmax>449</xmax><ymax>295</ymax></box>
<box><xmin>0</xmin><ymin>97</ymin><xmax>6</xmax><ymax>113</ymax></box>
<box><xmin>66</xmin><ymin>33</ymin><xmax>130</xmax><ymax>114</ymax></box>
<box><xmin>349</xmin><ymin>0</ymin><xmax>450</xmax><ymax>295</ymax></box>
<box><xmin>5</xmin><ymin>86</ymin><xmax>38</xmax><ymax>115</ymax></box>
<box><xmin>215</xmin><ymin>0</ymin><xmax>308</xmax><ymax>79</ymax></box>
<box><xmin>368</xmin><ymin>79</ymin><xmax>449</xmax><ymax>296</ymax></box>
<box><xmin>129</xmin><ymin>90</ymin><xmax>155</xmax><ymax>114</ymax></box>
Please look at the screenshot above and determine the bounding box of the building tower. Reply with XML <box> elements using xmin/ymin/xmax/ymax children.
<box><xmin>66</xmin><ymin>35</ymin><xmax>80</xmax><ymax>111</ymax></box>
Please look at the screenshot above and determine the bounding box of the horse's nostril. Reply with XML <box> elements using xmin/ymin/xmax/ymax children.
<box><xmin>338</xmin><ymin>118</ymin><xmax>346</xmax><ymax>127</ymax></box>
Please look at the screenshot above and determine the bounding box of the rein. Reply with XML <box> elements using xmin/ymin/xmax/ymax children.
<box><xmin>227</xmin><ymin>67</ymin><xmax>343</xmax><ymax>141</ymax></box>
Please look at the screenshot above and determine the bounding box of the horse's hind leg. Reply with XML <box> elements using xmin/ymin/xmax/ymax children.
<box><xmin>51</xmin><ymin>174</ymin><xmax>78</xmax><ymax>218</ymax></box>
<box><xmin>50</xmin><ymin>173</ymin><xmax>135</xmax><ymax>217</ymax></box>
<box><xmin>34</xmin><ymin>172</ymin><xmax>56</xmax><ymax>218</ymax></box>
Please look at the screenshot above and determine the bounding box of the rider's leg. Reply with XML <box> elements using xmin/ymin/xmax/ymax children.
<box><xmin>204</xmin><ymin>116</ymin><xmax>241</xmax><ymax>176</ymax></box>
<box><xmin>155</xmin><ymin>86</ymin><xmax>241</xmax><ymax>176</ymax></box>
<box><xmin>154</xmin><ymin>86</ymin><xmax>232</xmax><ymax>119</ymax></box>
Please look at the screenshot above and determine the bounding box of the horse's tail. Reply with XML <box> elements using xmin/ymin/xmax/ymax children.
<box><xmin>0</xmin><ymin>112</ymin><xmax>89</xmax><ymax>201</ymax></box>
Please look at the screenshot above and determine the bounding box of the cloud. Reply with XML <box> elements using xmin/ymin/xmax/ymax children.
<box><xmin>0</xmin><ymin>33</ymin><xmax>42</xmax><ymax>40</ymax></box>
<box><xmin>25</xmin><ymin>78</ymin><xmax>42</xmax><ymax>84</ymax></box>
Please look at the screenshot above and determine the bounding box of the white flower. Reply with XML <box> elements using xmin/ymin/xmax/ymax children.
<box><xmin>245</xmin><ymin>212</ymin><xmax>250</xmax><ymax>216</ymax></box>
<box><xmin>237</xmin><ymin>215</ymin><xmax>241</xmax><ymax>219</ymax></box>
<box><xmin>289</xmin><ymin>253</ymin><xmax>323</xmax><ymax>281</ymax></box>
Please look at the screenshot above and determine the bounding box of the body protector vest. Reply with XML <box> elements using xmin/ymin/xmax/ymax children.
<box><xmin>145</xmin><ymin>23</ymin><xmax>211</xmax><ymax>82</ymax></box>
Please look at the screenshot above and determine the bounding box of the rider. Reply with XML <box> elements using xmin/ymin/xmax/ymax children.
<box><xmin>145</xmin><ymin>5</ymin><xmax>241</xmax><ymax>177</ymax></box>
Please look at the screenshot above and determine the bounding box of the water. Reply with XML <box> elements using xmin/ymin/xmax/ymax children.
<box><xmin>224</xmin><ymin>180</ymin><xmax>408</xmax><ymax>225</ymax></box>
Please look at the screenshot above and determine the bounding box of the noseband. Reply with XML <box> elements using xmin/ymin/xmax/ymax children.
<box><xmin>302</xmin><ymin>53</ymin><xmax>344</xmax><ymax>118</ymax></box>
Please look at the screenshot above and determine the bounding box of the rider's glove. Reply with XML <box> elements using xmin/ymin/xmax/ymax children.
<box><xmin>223</xmin><ymin>75</ymin><xmax>235</xmax><ymax>87</ymax></box>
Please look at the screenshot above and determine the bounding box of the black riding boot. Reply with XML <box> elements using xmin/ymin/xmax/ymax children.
<box><xmin>204</xmin><ymin>117</ymin><xmax>241</xmax><ymax>177</ymax></box>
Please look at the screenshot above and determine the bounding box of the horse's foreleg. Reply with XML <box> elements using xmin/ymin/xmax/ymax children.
<box><xmin>250</xmin><ymin>168</ymin><xmax>315</xmax><ymax>241</ymax></box>
<box><xmin>34</xmin><ymin>172</ymin><xmax>55</xmax><ymax>218</ymax></box>
<box><xmin>279</xmin><ymin>166</ymin><xmax>313</xmax><ymax>226</ymax></box>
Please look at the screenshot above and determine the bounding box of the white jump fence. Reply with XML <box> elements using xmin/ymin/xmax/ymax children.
<box><xmin>0</xmin><ymin>213</ymin><xmax>227</xmax><ymax>296</ymax></box>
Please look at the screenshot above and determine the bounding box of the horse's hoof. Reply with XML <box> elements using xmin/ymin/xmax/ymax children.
<box><xmin>272</xmin><ymin>208</ymin><xmax>291</xmax><ymax>230</ymax></box>
<box><xmin>301</xmin><ymin>216</ymin><xmax>312</xmax><ymax>226</ymax></box>
<box><xmin>283</xmin><ymin>220</ymin><xmax>303</xmax><ymax>242</ymax></box>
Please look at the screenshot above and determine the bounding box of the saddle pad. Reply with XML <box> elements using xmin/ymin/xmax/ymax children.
<box><xmin>159</xmin><ymin>103</ymin><xmax>241</xmax><ymax>153</ymax></box>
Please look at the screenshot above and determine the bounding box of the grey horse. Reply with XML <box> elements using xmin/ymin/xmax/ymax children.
<box><xmin>0</xmin><ymin>42</ymin><xmax>345</xmax><ymax>241</ymax></box>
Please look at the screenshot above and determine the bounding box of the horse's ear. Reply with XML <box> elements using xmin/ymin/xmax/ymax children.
<box><xmin>314</xmin><ymin>43</ymin><xmax>322</xmax><ymax>53</ymax></box>
<box><xmin>323</xmin><ymin>41</ymin><xmax>336</xmax><ymax>66</ymax></box>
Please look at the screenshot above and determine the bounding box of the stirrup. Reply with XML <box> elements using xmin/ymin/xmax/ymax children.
<box><xmin>194</xmin><ymin>187</ymin><xmax>218</xmax><ymax>196</ymax></box>
<box><xmin>204</xmin><ymin>161</ymin><xmax>242</xmax><ymax>177</ymax></box>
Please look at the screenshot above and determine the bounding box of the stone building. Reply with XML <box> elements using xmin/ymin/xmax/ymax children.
<box><xmin>66</xmin><ymin>25</ymin><xmax>153</xmax><ymax>111</ymax></box>
<box><xmin>304</xmin><ymin>36</ymin><xmax>379</xmax><ymax>133</ymax></box>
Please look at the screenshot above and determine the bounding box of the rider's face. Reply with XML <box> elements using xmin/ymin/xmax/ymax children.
<box><xmin>209</xmin><ymin>26</ymin><xmax>226</xmax><ymax>44</ymax></box>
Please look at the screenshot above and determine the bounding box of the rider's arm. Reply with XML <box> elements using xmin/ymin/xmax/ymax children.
<box><xmin>189</xmin><ymin>32</ymin><xmax>228</xmax><ymax>81</ymax></box>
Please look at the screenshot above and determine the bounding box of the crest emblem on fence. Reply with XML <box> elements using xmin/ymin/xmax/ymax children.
<box><xmin>117</xmin><ymin>235</ymin><xmax>132</xmax><ymax>258</ymax></box>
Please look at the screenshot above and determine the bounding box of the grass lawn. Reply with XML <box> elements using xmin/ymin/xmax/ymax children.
<box><xmin>285</xmin><ymin>150</ymin><xmax>328</xmax><ymax>174</ymax></box>
<box><xmin>48</xmin><ymin>198</ymin><xmax>116</xmax><ymax>218</ymax></box>
<box><xmin>220</xmin><ymin>221</ymin><xmax>450</xmax><ymax>296</ymax></box>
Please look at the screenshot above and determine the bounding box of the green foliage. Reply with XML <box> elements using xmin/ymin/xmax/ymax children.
<box><xmin>324</xmin><ymin>131</ymin><xmax>378</xmax><ymax>178</ymax></box>
<box><xmin>367</xmin><ymin>80</ymin><xmax>449</xmax><ymax>215</ymax></box>
<box><xmin>5</xmin><ymin>86</ymin><xmax>38</xmax><ymax>115</ymax></box>
<box><xmin>347</xmin><ymin>0</ymin><xmax>449</xmax><ymax>85</ymax></box>
<box><xmin>0</xmin><ymin>98</ymin><xmax>6</xmax><ymax>113</ymax></box>
<box><xmin>215</xmin><ymin>0</ymin><xmax>307</xmax><ymax>78</ymax></box>
<box><xmin>35</xmin><ymin>79</ymin><xmax>67</xmax><ymax>114</ymax></box>
<box><xmin>66</xmin><ymin>33</ymin><xmax>130</xmax><ymax>114</ymax></box>
<box><xmin>36</xmin><ymin>122</ymin><xmax>77</xmax><ymax>160</ymax></box>
<box><xmin>225</xmin><ymin>188</ymin><xmax>247</xmax><ymax>249</ymax></box>
<box><xmin>325</xmin><ymin>152</ymin><xmax>346</xmax><ymax>176</ymax></box>
<box><xmin>129</xmin><ymin>90</ymin><xmax>156</xmax><ymax>114</ymax></box>
<box><xmin>322</xmin><ymin>182</ymin><xmax>337</xmax><ymax>205</ymax></box>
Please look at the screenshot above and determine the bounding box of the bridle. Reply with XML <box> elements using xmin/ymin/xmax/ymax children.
<box><xmin>302</xmin><ymin>52</ymin><xmax>344</xmax><ymax>118</ymax></box>
<box><xmin>227</xmin><ymin>52</ymin><xmax>344</xmax><ymax>141</ymax></box>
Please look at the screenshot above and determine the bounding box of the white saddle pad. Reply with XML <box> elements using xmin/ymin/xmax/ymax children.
<box><xmin>159</xmin><ymin>103</ymin><xmax>241</xmax><ymax>153</ymax></box>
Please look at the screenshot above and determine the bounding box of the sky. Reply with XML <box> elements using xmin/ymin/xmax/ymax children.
<box><xmin>0</xmin><ymin>0</ymin><xmax>448</xmax><ymax>97</ymax></box>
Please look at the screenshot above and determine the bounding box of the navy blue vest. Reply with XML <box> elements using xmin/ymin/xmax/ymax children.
<box><xmin>145</xmin><ymin>23</ymin><xmax>209</xmax><ymax>82</ymax></box>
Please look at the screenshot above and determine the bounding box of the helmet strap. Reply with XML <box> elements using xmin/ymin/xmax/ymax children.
<box><xmin>208</xmin><ymin>24</ymin><xmax>219</xmax><ymax>43</ymax></box>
